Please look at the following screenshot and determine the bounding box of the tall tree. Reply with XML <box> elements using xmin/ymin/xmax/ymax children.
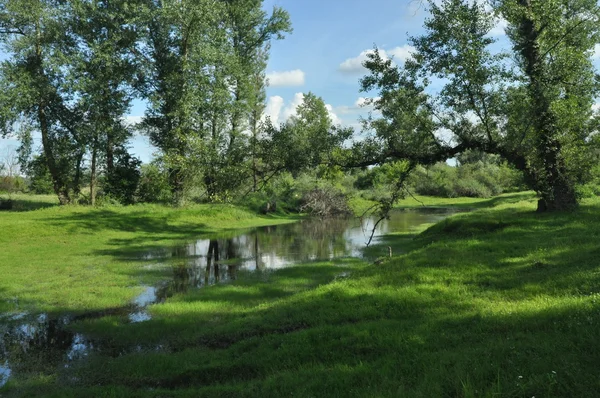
<box><xmin>356</xmin><ymin>0</ymin><xmax>600</xmax><ymax>211</ymax></box>
<box><xmin>0</xmin><ymin>0</ymin><xmax>79</xmax><ymax>204</ymax></box>
<box><xmin>141</xmin><ymin>0</ymin><xmax>291</xmax><ymax>204</ymax></box>
<box><xmin>261</xmin><ymin>93</ymin><xmax>352</xmax><ymax>180</ymax></box>
<box><xmin>69</xmin><ymin>0</ymin><xmax>143</xmax><ymax>205</ymax></box>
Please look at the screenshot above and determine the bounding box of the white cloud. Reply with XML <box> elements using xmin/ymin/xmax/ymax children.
<box><xmin>266</xmin><ymin>70</ymin><xmax>305</xmax><ymax>87</ymax></box>
<box><xmin>339</xmin><ymin>50</ymin><xmax>376</xmax><ymax>74</ymax></box>
<box><xmin>281</xmin><ymin>92</ymin><xmax>306</xmax><ymax>122</ymax></box>
<box><xmin>593</xmin><ymin>103</ymin><xmax>600</xmax><ymax>112</ymax></box>
<box><xmin>338</xmin><ymin>45</ymin><xmax>415</xmax><ymax>75</ymax></box>
<box><xmin>325</xmin><ymin>104</ymin><xmax>342</xmax><ymax>125</ymax></box>
<box><xmin>387</xmin><ymin>45</ymin><xmax>415</xmax><ymax>63</ymax></box>
<box><xmin>355</xmin><ymin>97</ymin><xmax>381</xmax><ymax>108</ymax></box>
<box><xmin>334</xmin><ymin>97</ymin><xmax>382</xmax><ymax>116</ymax></box>
<box><xmin>593</xmin><ymin>44</ymin><xmax>600</xmax><ymax>59</ymax></box>
<box><xmin>263</xmin><ymin>95</ymin><xmax>284</xmax><ymax>124</ymax></box>
<box><xmin>263</xmin><ymin>93</ymin><xmax>341</xmax><ymax>126</ymax></box>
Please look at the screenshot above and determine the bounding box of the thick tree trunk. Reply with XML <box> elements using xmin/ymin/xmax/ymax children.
<box><xmin>518</xmin><ymin>0</ymin><xmax>578</xmax><ymax>212</ymax></box>
<box><xmin>537</xmin><ymin>180</ymin><xmax>578</xmax><ymax>212</ymax></box>
<box><xmin>38</xmin><ymin>105</ymin><xmax>70</xmax><ymax>205</ymax></box>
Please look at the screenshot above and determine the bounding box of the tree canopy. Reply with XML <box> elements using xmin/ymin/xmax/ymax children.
<box><xmin>355</xmin><ymin>0</ymin><xmax>600</xmax><ymax>211</ymax></box>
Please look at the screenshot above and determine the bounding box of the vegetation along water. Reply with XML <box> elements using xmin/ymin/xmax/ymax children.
<box><xmin>1</xmin><ymin>0</ymin><xmax>600</xmax><ymax>396</ymax></box>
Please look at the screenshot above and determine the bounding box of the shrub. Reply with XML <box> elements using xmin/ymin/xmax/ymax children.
<box><xmin>137</xmin><ymin>163</ymin><xmax>172</xmax><ymax>204</ymax></box>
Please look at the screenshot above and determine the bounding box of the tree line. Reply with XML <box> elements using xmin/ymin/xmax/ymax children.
<box><xmin>2</xmin><ymin>0</ymin><xmax>600</xmax><ymax>212</ymax></box>
<box><xmin>0</xmin><ymin>0</ymin><xmax>332</xmax><ymax>206</ymax></box>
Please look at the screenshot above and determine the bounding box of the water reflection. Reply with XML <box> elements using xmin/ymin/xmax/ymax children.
<box><xmin>142</xmin><ymin>208</ymin><xmax>456</xmax><ymax>295</ymax></box>
<box><xmin>0</xmin><ymin>314</ymin><xmax>92</xmax><ymax>387</ymax></box>
<box><xmin>0</xmin><ymin>208</ymin><xmax>458</xmax><ymax>388</ymax></box>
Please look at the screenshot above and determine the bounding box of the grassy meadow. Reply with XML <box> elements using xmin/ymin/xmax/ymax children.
<box><xmin>2</xmin><ymin>192</ymin><xmax>600</xmax><ymax>397</ymax></box>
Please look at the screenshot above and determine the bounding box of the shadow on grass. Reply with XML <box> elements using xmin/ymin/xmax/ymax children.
<box><xmin>7</xmin><ymin>193</ymin><xmax>600</xmax><ymax>396</ymax></box>
<box><xmin>0</xmin><ymin>197</ymin><xmax>58</xmax><ymax>212</ymax></box>
<box><xmin>13</xmin><ymin>280</ymin><xmax>599</xmax><ymax>397</ymax></box>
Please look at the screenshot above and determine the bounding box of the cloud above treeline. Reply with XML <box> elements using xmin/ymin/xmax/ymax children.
<box><xmin>266</xmin><ymin>69</ymin><xmax>305</xmax><ymax>87</ymax></box>
<box><xmin>263</xmin><ymin>93</ymin><xmax>341</xmax><ymax>126</ymax></box>
<box><xmin>338</xmin><ymin>45</ymin><xmax>415</xmax><ymax>75</ymax></box>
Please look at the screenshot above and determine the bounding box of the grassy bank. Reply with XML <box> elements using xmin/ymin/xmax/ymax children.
<box><xmin>3</xmin><ymin>192</ymin><xmax>600</xmax><ymax>396</ymax></box>
<box><xmin>0</xmin><ymin>197</ymin><xmax>297</xmax><ymax>315</ymax></box>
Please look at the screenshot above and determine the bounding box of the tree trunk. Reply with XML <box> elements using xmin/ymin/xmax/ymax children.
<box><xmin>90</xmin><ymin>142</ymin><xmax>97</xmax><ymax>206</ymax></box>
<box><xmin>73</xmin><ymin>150</ymin><xmax>84</xmax><ymax>198</ymax></box>
<box><xmin>537</xmin><ymin>179</ymin><xmax>578</xmax><ymax>212</ymax></box>
<box><xmin>106</xmin><ymin>130</ymin><xmax>114</xmax><ymax>180</ymax></box>
<box><xmin>518</xmin><ymin>0</ymin><xmax>578</xmax><ymax>212</ymax></box>
<box><xmin>35</xmin><ymin>33</ymin><xmax>70</xmax><ymax>205</ymax></box>
<box><xmin>38</xmin><ymin>105</ymin><xmax>70</xmax><ymax>205</ymax></box>
<box><xmin>169</xmin><ymin>166</ymin><xmax>185</xmax><ymax>207</ymax></box>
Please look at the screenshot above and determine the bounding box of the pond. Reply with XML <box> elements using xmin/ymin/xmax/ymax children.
<box><xmin>0</xmin><ymin>207</ymin><xmax>459</xmax><ymax>388</ymax></box>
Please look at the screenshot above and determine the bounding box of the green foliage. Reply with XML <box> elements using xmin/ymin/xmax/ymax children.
<box><xmin>141</xmin><ymin>0</ymin><xmax>292</xmax><ymax>204</ymax></box>
<box><xmin>24</xmin><ymin>155</ymin><xmax>54</xmax><ymax>194</ymax></box>
<box><xmin>136</xmin><ymin>163</ymin><xmax>172</xmax><ymax>204</ymax></box>
<box><xmin>261</xmin><ymin>93</ymin><xmax>352</xmax><ymax>180</ymax></box>
<box><xmin>357</xmin><ymin>0</ymin><xmax>600</xmax><ymax>211</ymax></box>
<box><xmin>104</xmin><ymin>149</ymin><xmax>142</xmax><ymax>205</ymax></box>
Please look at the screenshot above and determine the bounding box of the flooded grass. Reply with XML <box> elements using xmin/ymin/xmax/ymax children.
<box><xmin>5</xmin><ymin>192</ymin><xmax>600</xmax><ymax>396</ymax></box>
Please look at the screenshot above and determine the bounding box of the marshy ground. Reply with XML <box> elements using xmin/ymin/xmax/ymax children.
<box><xmin>1</xmin><ymin>192</ymin><xmax>599</xmax><ymax>397</ymax></box>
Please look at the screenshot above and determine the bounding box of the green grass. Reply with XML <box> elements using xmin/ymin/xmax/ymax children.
<box><xmin>3</xmin><ymin>192</ymin><xmax>600</xmax><ymax>397</ymax></box>
<box><xmin>348</xmin><ymin>191</ymin><xmax>534</xmax><ymax>215</ymax></box>
<box><xmin>0</xmin><ymin>197</ymin><xmax>298</xmax><ymax>315</ymax></box>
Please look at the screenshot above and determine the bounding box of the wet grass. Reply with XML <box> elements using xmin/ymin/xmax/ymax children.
<box><xmin>0</xmin><ymin>199</ymin><xmax>297</xmax><ymax>315</ymax></box>
<box><xmin>4</xmin><ymin>192</ymin><xmax>600</xmax><ymax>397</ymax></box>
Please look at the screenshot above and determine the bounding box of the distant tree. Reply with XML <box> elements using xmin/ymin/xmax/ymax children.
<box><xmin>355</xmin><ymin>0</ymin><xmax>600</xmax><ymax>211</ymax></box>
<box><xmin>25</xmin><ymin>154</ymin><xmax>54</xmax><ymax>194</ymax></box>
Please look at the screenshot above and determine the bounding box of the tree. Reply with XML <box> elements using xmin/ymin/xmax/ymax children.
<box><xmin>141</xmin><ymin>0</ymin><xmax>291</xmax><ymax>205</ymax></box>
<box><xmin>0</xmin><ymin>0</ymin><xmax>80</xmax><ymax>204</ymax></box>
<box><xmin>261</xmin><ymin>93</ymin><xmax>352</xmax><ymax>181</ymax></box>
<box><xmin>68</xmin><ymin>0</ymin><xmax>144</xmax><ymax>205</ymax></box>
<box><xmin>356</xmin><ymin>0</ymin><xmax>600</xmax><ymax>211</ymax></box>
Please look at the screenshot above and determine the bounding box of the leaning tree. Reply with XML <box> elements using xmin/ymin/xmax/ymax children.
<box><xmin>354</xmin><ymin>0</ymin><xmax>600</xmax><ymax>211</ymax></box>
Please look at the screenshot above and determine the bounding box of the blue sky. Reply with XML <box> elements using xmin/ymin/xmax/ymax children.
<box><xmin>1</xmin><ymin>0</ymin><xmax>599</xmax><ymax>164</ymax></box>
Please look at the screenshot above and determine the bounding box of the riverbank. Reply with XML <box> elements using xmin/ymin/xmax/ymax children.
<box><xmin>3</xmin><ymin>192</ymin><xmax>600</xmax><ymax>396</ymax></box>
<box><xmin>0</xmin><ymin>199</ymin><xmax>298</xmax><ymax>315</ymax></box>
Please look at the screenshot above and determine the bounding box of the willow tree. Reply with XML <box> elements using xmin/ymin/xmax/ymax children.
<box><xmin>357</xmin><ymin>0</ymin><xmax>600</xmax><ymax>211</ymax></box>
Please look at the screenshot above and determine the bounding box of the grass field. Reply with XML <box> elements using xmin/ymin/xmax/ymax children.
<box><xmin>2</xmin><ymin>192</ymin><xmax>600</xmax><ymax>397</ymax></box>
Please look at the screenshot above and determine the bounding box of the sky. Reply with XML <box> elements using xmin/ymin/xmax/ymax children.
<box><xmin>1</xmin><ymin>0</ymin><xmax>599</xmax><ymax>164</ymax></box>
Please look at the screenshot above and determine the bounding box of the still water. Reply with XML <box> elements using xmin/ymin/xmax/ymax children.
<box><xmin>0</xmin><ymin>208</ymin><xmax>457</xmax><ymax>387</ymax></box>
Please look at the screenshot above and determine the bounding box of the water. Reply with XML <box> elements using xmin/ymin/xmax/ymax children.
<box><xmin>0</xmin><ymin>208</ymin><xmax>457</xmax><ymax>388</ymax></box>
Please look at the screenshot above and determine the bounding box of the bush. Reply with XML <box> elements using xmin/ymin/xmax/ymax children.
<box><xmin>25</xmin><ymin>155</ymin><xmax>54</xmax><ymax>194</ymax></box>
<box><xmin>452</xmin><ymin>178</ymin><xmax>492</xmax><ymax>198</ymax></box>
<box><xmin>137</xmin><ymin>163</ymin><xmax>172</xmax><ymax>204</ymax></box>
<box><xmin>104</xmin><ymin>149</ymin><xmax>142</xmax><ymax>205</ymax></box>
<box><xmin>407</xmin><ymin>160</ymin><xmax>525</xmax><ymax>199</ymax></box>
